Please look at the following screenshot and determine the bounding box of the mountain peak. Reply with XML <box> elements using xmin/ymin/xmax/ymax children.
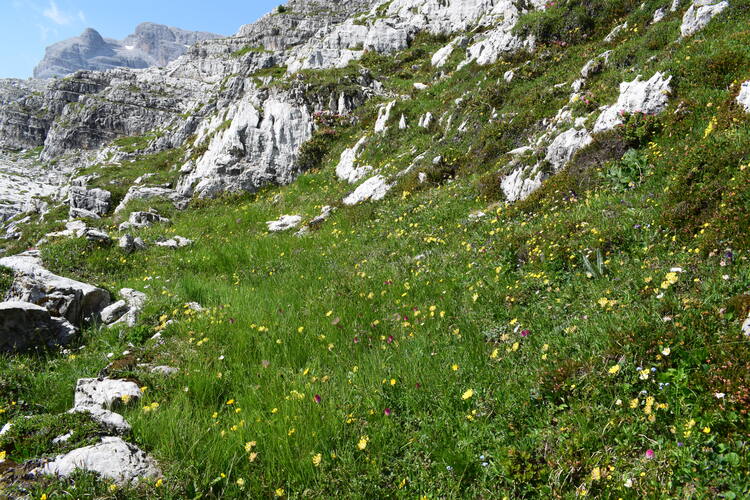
<box><xmin>32</xmin><ymin>23</ymin><xmax>222</xmax><ymax>79</ymax></box>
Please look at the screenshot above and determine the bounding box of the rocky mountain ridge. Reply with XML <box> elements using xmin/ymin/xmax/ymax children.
<box><xmin>33</xmin><ymin>23</ymin><xmax>223</xmax><ymax>79</ymax></box>
<box><xmin>0</xmin><ymin>0</ymin><xmax>749</xmax><ymax>495</ymax></box>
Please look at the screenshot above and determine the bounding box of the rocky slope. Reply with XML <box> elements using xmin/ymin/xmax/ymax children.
<box><xmin>33</xmin><ymin>23</ymin><xmax>222</xmax><ymax>79</ymax></box>
<box><xmin>1</xmin><ymin>0</ymin><xmax>749</xmax><ymax>496</ymax></box>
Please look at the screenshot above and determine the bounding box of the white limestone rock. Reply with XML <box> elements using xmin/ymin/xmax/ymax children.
<box><xmin>267</xmin><ymin>215</ymin><xmax>303</xmax><ymax>232</ymax></box>
<box><xmin>681</xmin><ymin>0</ymin><xmax>729</xmax><ymax>38</ymax></box>
<box><xmin>179</xmin><ymin>96</ymin><xmax>313</xmax><ymax>198</ymax></box>
<box><xmin>374</xmin><ymin>101</ymin><xmax>396</xmax><ymax>133</ymax></box>
<box><xmin>69</xmin><ymin>186</ymin><xmax>112</xmax><ymax>217</ymax></box>
<box><xmin>114</xmin><ymin>187</ymin><xmax>178</xmax><ymax>214</ymax></box>
<box><xmin>0</xmin><ymin>252</ymin><xmax>110</xmax><ymax>324</ymax></box>
<box><xmin>34</xmin><ymin>437</ymin><xmax>160</xmax><ymax>485</ymax></box>
<box><xmin>155</xmin><ymin>236</ymin><xmax>193</xmax><ymax>249</ymax></box>
<box><xmin>502</xmin><ymin>166</ymin><xmax>544</xmax><ymax>203</ymax></box>
<box><xmin>652</xmin><ymin>8</ymin><xmax>667</xmax><ymax>23</ymax></box>
<box><xmin>118</xmin><ymin>211</ymin><xmax>170</xmax><ymax>231</ymax></box>
<box><xmin>736</xmin><ymin>81</ymin><xmax>750</xmax><ymax>113</ymax></box>
<box><xmin>100</xmin><ymin>300</ymin><xmax>129</xmax><ymax>325</ymax></box>
<box><xmin>604</xmin><ymin>22</ymin><xmax>628</xmax><ymax>42</ymax></box>
<box><xmin>115</xmin><ymin>288</ymin><xmax>147</xmax><ymax>328</ymax></box>
<box><xmin>546</xmin><ymin>128</ymin><xmax>593</xmax><ymax>170</ymax></box>
<box><xmin>336</xmin><ymin>136</ymin><xmax>372</xmax><ymax>183</ymax></box>
<box><xmin>118</xmin><ymin>234</ymin><xmax>147</xmax><ymax>254</ymax></box>
<box><xmin>594</xmin><ymin>72</ymin><xmax>672</xmax><ymax>133</ymax></box>
<box><xmin>0</xmin><ymin>301</ymin><xmax>77</xmax><ymax>353</ymax></box>
<box><xmin>343</xmin><ymin>175</ymin><xmax>394</xmax><ymax>205</ymax></box>
<box><xmin>418</xmin><ymin>112</ymin><xmax>433</xmax><ymax>128</ymax></box>
<box><xmin>431</xmin><ymin>37</ymin><xmax>467</xmax><ymax>68</ymax></box>
<box><xmin>74</xmin><ymin>378</ymin><xmax>142</xmax><ymax>410</ymax></box>
<box><xmin>580</xmin><ymin>50</ymin><xmax>612</xmax><ymax>78</ymax></box>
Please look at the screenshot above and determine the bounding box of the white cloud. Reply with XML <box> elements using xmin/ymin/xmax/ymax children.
<box><xmin>78</xmin><ymin>10</ymin><xmax>86</xmax><ymax>23</ymax></box>
<box><xmin>43</xmin><ymin>0</ymin><xmax>75</xmax><ymax>25</ymax></box>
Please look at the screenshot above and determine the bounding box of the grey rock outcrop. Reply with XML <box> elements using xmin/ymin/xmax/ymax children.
<box><xmin>33</xmin><ymin>436</ymin><xmax>161</xmax><ymax>485</ymax></box>
<box><xmin>155</xmin><ymin>236</ymin><xmax>192</xmax><ymax>249</ymax></box>
<box><xmin>343</xmin><ymin>175</ymin><xmax>393</xmax><ymax>205</ymax></box>
<box><xmin>118</xmin><ymin>211</ymin><xmax>170</xmax><ymax>231</ymax></box>
<box><xmin>594</xmin><ymin>72</ymin><xmax>672</xmax><ymax>133</ymax></box>
<box><xmin>118</xmin><ymin>234</ymin><xmax>147</xmax><ymax>253</ymax></box>
<box><xmin>737</xmin><ymin>81</ymin><xmax>750</xmax><ymax>113</ymax></box>
<box><xmin>0</xmin><ymin>251</ymin><xmax>110</xmax><ymax>324</ymax></box>
<box><xmin>69</xmin><ymin>186</ymin><xmax>111</xmax><ymax>217</ymax></box>
<box><xmin>680</xmin><ymin>0</ymin><xmax>729</xmax><ymax>38</ymax></box>
<box><xmin>546</xmin><ymin>127</ymin><xmax>593</xmax><ymax>170</ymax></box>
<box><xmin>34</xmin><ymin>24</ymin><xmax>222</xmax><ymax>79</ymax></box>
<box><xmin>267</xmin><ymin>215</ymin><xmax>303</xmax><ymax>232</ymax></box>
<box><xmin>0</xmin><ymin>301</ymin><xmax>77</xmax><ymax>353</ymax></box>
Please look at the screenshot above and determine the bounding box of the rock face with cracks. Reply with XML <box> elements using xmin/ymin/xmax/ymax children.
<box><xmin>0</xmin><ymin>301</ymin><xmax>77</xmax><ymax>353</ymax></box>
<box><xmin>34</xmin><ymin>437</ymin><xmax>161</xmax><ymax>485</ymax></box>
<box><xmin>0</xmin><ymin>252</ymin><xmax>110</xmax><ymax>324</ymax></box>
<box><xmin>593</xmin><ymin>72</ymin><xmax>672</xmax><ymax>133</ymax></box>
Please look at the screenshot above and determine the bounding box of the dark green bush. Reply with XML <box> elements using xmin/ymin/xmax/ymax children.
<box><xmin>296</xmin><ymin>129</ymin><xmax>338</xmax><ymax>172</ymax></box>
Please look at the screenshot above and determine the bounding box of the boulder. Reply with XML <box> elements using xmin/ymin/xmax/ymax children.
<box><xmin>154</xmin><ymin>236</ymin><xmax>193</xmax><ymax>249</ymax></box>
<box><xmin>118</xmin><ymin>211</ymin><xmax>169</xmax><ymax>231</ymax></box>
<box><xmin>343</xmin><ymin>175</ymin><xmax>394</xmax><ymax>205</ymax></box>
<box><xmin>109</xmin><ymin>288</ymin><xmax>147</xmax><ymax>327</ymax></box>
<box><xmin>737</xmin><ymin>81</ymin><xmax>750</xmax><ymax>113</ymax></box>
<box><xmin>114</xmin><ymin>186</ymin><xmax>178</xmax><ymax>214</ymax></box>
<box><xmin>100</xmin><ymin>300</ymin><xmax>129</xmax><ymax>324</ymax></box>
<box><xmin>502</xmin><ymin>166</ymin><xmax>544</xmax><ymax>203</ymax></box>
<box><xmin>73</xmin><ymin>378</ymin><xmax>142</xmax><ymax>410</ymax></box>
<box><xmin>69</xmin><ymin>186</ymin><xmax>111</xmax><ymax>217</ymax></box>
<box><xmin>82</xmin><ymin>228</ymin><xmax>111</xmax><ymax>245</ymax></box>
<box><xmin>118</xmin><ymin>234</ymin><xmax>147</xmax><ymax>254</ymax></box>
<box><xmin>336</xmin><ymin>136</ymin><xmax>372</xmax><ymax>184</ymax></box>
<box><xmin>546</xmin><ymin>127</ymin><xmax>593</xmax><ymax>170</ymax></box>
<box><xmin>374</xmin><ymin>101</ymin><xmax>396</xmax><ymax>133</ymax></box>
<box><xmin>0</xmin><ymin>252</ymin><xmax>110</xmax><ymax>324</ymax></box>
<box><xmin>593</xmin><ymin>72</ymin><xmax>672</xmax><ymax>133</ymax></box>
<box><xmin>681</xmin><ymin>0</ymin><xmax>729</xmax><ymax>38</ymax></box>
<box><xmin>0</xmin><ymin>301</ymin><xmax>76</xmax><ymax>353</ymax></box>
<box><xmin>267</xmin><ymin>215</ymin><xmax>303</xmax><ymax>232</ymax></box>
<box><xmin>33</xmin><ymin>437</ymin><xmax>161</xmax><ymax>485</ymax></box>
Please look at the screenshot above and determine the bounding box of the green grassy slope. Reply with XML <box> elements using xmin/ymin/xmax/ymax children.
<box><xmin>2</xmin><ymin>1</ymin><xmax>750</xmax><ymax>498</ymax></box>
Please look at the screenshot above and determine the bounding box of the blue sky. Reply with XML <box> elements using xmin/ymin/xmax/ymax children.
<box><xmin>0</xmin><ymin>0</ymin><xmax>282</xmax><ymax>79</ymax></box>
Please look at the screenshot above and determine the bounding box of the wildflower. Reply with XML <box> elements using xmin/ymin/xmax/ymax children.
<box><xmin>462</xmin><ymin>389</ymin><xmax>474</xmax><ymax>400</ymax></box>
<box><xmin>357</xmin><ymin>435</ymin><xmax>369</xmax><ymax>450</ymax></box>
<box><xmin>591</xmin><ymin>467</ymin><xmax>601</xmax><ymax>481</ymax></box>
<box><xmin>236</xmin><ymin>478</ymin><xmax>245</xmax><ymax>487</ymax></box>
<box><xmin>384</xmin><ymin>408</ymin><xmax>392</xmax><ymax>416</ymax></box>
<box><xmin>645</xmin><ymin>449</ymin><xmax>654</xmax><ymax>459</ymax></box>
<box><xmin>155</xmin><ymin>478</ymin><xmax>163</xmax><ymax>487</ymax></box>
<box><xmin>390</xmin><ymin>378</ymin><xmax>397</xmax><ymax>386</ymax></box>
<box><xmin>608</xmin><ymin>365</ymin><xmax>621</xmax><ymax>375</ymax></box>
<box><xmin>0</xmin><ymin>451</ymin><xmax>5</xmax><ymax>463</ymax></box>
<box><xmin>451</xmin><ymin>364</ymin><xmax>459</xmax><ymax>371</ymax></box>
<box><xmin>639</xmin><ymin>369</ymin><xmax>650</xmax><ymax>380</ymax></box>
<box><xmin>244</xmin><ymin>441</ymin><xmax>257</xmax><ymax>452</ymax></box>
<box><xmin>275</xmin><ymin>488</ymin><xmax>285</xmax><ymax>497</ymax></box>
<box><xmin>314</xmin><ymin>394</ymin><xmax>322</xmax><ymax>404</ymax></box>
<box><xmin>703</xmin><ymin>426</ymin><xmax>711</xmax><ymax>434</ymax></box>
<box><xmin>520</xmin><ymin>329</ymin><xmax>530</xmax><ymax>337</ymax></box>
<box><xmin>312</xmin><ymin>453</ymin><xmax>322</xmax><ymax>467</ymax></box>
<box><xmin>714</xmin><ymin>392</ymin><xmax>725</xmax><ymax>399</ymax></box>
